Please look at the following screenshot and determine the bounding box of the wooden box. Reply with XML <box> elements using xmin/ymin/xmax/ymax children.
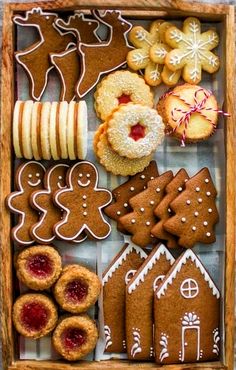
<box><xmin>1</xmin><ymin>1</ymin><xmax>235</xmax><ymax>369</ymax></box>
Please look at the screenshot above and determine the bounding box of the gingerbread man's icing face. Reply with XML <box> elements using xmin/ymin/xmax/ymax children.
<box><xmin>70</xmin><ymin>162</ymin><xmax>97</xmax><ymax>189</ymax></box>
<box><xmin>20</xmin><ymin>163</ymin><xmax>45</xmax><ymax>190</ymax></box>
<box><xmin>47</xmin><ymin>165</ymin><xmax>68</xmax><ymax>192</ymax></box>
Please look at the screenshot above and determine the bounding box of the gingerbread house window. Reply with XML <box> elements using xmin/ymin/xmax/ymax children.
<box><xmin>180</xmin><ymin>278</ymin><xmax>199</xmax><ymax>299</ymax></box>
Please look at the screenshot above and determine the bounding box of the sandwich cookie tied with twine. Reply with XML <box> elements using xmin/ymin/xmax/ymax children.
<box><xmin>157</xmin><ymin>83</ymin><xmax>229</xmax><ymax>146</ymax></box>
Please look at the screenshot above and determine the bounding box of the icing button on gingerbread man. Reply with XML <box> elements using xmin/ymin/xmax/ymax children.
<box><xmin>54</xmin><ymin>161</ymin><xmax>112</xmax><ymax>241</ymax></box>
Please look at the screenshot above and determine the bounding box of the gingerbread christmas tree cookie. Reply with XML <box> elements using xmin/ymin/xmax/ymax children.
<box><xmin>164</xmin><ymin>168</ymin><xmax>219</xmax><ymax>248</ymax></box>
<box><xmin>165</xmin><ymin>17</ymin><xmax>220</xmax><ymax>84</ymax></box>
<box><xmin>104</xmin><ymin>161</ymin><xmax>159</xmax><ymax>234</ymax></box>
<box><xmin>119</xmin><ymin>171</ymin><xmax>173</xmax><ymax>248</ymax></box>
<box><xmin>154</xmin><ymin>249</ymin><xmax>220</xmax><ymax>364</ymax></box>
<box><xmin>126</xmin><ymin>244</ymin><xmax>175</xmax><ymax>360</ymax></box>
<box><xmin>103</xmin><ymin>242</ymin><xmax>147</xmax><ymax>353</ymax></box>
<box><xmin>151</xmin><ymin>169</ymin><xmax>189</xmax><ymax>248</ymax></box>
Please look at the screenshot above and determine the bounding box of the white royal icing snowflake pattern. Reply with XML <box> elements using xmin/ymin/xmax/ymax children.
<box><xmin>167</xmin><ymin>18</ymin><xmax>219</xmax><ymax>82</ymax></box>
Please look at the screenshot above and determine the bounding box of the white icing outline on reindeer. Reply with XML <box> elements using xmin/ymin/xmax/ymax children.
<box><xmin>76</xmin><ymin>9</ymin><xmax>133</xmax><ymax>98</ymax></box>
<box><xmin>13</xmin><ymin>7</ymin><xmax>76</xmax><ymax>101</ymax></box>
<box><xmin>51</xmin><ymin>13</ymin><xmax>102</xmax><ymax>101</ymax></box>
<box><xmin>54</xmin><ymin>161</ymin><xmax>112</xmax><ymax>241</ymax></box>
<box><xmin>7</xmin><ymin>161</ymin><xmax>46</xmax><ymax>245</ymax></box>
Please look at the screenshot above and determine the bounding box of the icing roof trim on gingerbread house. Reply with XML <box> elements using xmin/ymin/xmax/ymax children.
<box><xmin>156</xmin><ymin>249</ymin><xmax>220</xmax><ymax>299</ymax></box>
<box><xmin>127</xmin><ymin>244</ymin><xmax>175</xmax><ymax>294</ymax></box>
<box><xmin>102</xmin><ymin>241</ymin><xmax>147</xmax><ymax>285</ymax></box>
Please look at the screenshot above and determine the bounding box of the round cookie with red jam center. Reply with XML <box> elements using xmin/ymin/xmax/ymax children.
<box><xmin>94</xmin><ymin>70</ymin><xmax>154</xmax><ymax>121</ymax></box>
<box><xmin>15</xmin><ymin>245</ymin><xmax>62</xmax><ymax>290</ymax></box>
<box><xmin>52</xmin><ymin>315</ymin><xmax>98</xmax><ymax>361</ymax></box>
<box><xmin>13</xmin><ymin>293</ymin><xmax>58</xmax><ymax>339</ymax></box>
<box><xmin>107</xmin><ymin>103</ymin><xmax>164</xmax><ymax>159</ymax></box>
<box><xmin>53</xmin><ymin>265</ymin><xmax>101</xmax><ymax>314</ymax></box>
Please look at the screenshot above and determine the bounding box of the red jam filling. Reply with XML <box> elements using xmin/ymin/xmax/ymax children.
<box><xmin>129</xmin><ymin>123</ymin><xmax>145</xmax><ymax>141</ymax></box>
<box><xmin>65</xmin><ymin>279</ymin><xmax>88</xmax><ymax>303</ymax></box>
<box><xmin>62</xmin><ymin>328</ymin><xmax>86</xmax><ymax>350</ymax></box>
<box><xmin>21</xmin><ymin>302</ymin><xmax>48</xmax><ymax>331</ymax></box>
<box><xmin>27</xmin><ymin>254</ymin><xmax>53</xmax><ymax>278</ymax></box>
<box><xmin>118</xmin><ymin>94</ymin><xmax>131</xmax><ymax>105</ymax></box>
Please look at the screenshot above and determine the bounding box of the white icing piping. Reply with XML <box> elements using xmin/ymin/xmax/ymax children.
<box><xmin>76</xmin><ymin>10</ymin><xmax>133</xmax><ymax>98</ymax></box>
<box><xmin>102</xmin><ymin>241</ymin><xmax>147</xmax><ymax>285</ymax></box>
<box><xmin>128</xmin><ymin>244</ymin><xmax>175</xmax><ymax>294</ymax></box>
<box><xmin>156</xmin><ymin>249</ymin><xmax>220</xmax><ymax>299</ymax></box>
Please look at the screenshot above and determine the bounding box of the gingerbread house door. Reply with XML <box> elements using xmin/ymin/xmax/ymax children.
<box><xmin>180</xmin><ymin>312</ymin><xmax>201</xmax><ymax>362</ymax></box>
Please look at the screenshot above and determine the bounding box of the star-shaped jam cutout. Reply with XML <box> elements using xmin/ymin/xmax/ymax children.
<box><xmin>129</xmin><ymin>123</ymin><xmax>145</xmax><ymax>141</ymax></box>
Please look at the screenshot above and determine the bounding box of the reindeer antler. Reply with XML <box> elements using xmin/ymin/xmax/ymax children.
<box><xmin>92</xmin><ymin>9</ymin><xmax>121</xmax><ymax>26</ymax></box>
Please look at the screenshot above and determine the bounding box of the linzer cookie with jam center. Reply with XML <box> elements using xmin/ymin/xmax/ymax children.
<box><xmin>94</xmin><ymin>70</ymin><xmax>154</xmax><ymax>121</ymax></box>
<box><xmin>107</xmin><ymin>103</ymin><xmax>164</xmax><ymax>159</ymax></box>
<box><xmin>53</xmin><ymin>264</ymin><xmax>101</xmax><ymax>313</ymax></box>
<box><xmin>157</xmin><ymin>84</ymin><xmax>219</xmax><ymax>145</ymax></box>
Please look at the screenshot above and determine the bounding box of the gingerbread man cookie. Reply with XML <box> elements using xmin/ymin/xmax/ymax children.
<box><xmin>54</xmin><ymin>161</ymin><xmax>112</xmax><ymax>241</ymax></box>
<box><xmin>6</xmin><ymin>161</ymin><xmax>46</xmax><ymax>246</ymax></box>
<box><xmin>14</xmin><ymin>7</ymin><xmax>75</xmax><ymax>100</ymax></box>
<box><xmin>30</xmin><ymin>164</ymin><xmax>73</xmax><ymax>244</ymax></box>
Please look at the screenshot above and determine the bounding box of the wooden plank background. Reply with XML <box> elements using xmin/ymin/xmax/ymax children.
<box><xmin>0</xmin><ymin>0</ymin><xmax>235</xmax><ymax>369</ymax></box>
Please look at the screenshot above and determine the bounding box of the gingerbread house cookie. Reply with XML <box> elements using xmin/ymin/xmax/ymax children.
<box><xmin>154</xmin><ymin>249</ymin><xmax>220</xmax><ymax>364</ymax></box>
<box><xmin>103</xmin><ymin>241</ymin><xmax>147</xmax><ymax>353</ymax></box>
<box><xmin>126</xmin><ymin>244</ymin><xmax>175</xmax><ymax>360</ymax></box>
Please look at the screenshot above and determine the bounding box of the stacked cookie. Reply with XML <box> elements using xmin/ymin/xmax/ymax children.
<box><xmin>14</xmin><ymin>246</ymin><xmax>100</xmax><ymax>360</ymax></box>
<box><xmin>6</xmin><ymin>161</ymin><xmax>112</xmax><ymax>246</ymax></box>
<box><xmin>127</xmin><ymin>17</ymin><xmax>220</xmax><ymax>86</ymax></box>
<box><xmin>13</xmin><ymin>100</ymin><xmax>88</xmax><ymax>160</ymax></box>
<box><xmin>102</xmin><ymin>242</ymin><xmax>221</xmax><ymax>364</ymax></box>
<box><xmin>105</xmin><ymin>165</ymin><xmax>219</xmax><ymax>249</ymax></box>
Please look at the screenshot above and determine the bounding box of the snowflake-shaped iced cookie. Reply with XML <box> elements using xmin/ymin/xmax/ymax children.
<box><xmin>165</xmin><ymin>17</ymin><xmax>220</xmax><ymax>84</ymax></box>
<box><xmin>127</xmin><ymin>21</ymin><xmax>180</xmax><ymax>86</ymax></box>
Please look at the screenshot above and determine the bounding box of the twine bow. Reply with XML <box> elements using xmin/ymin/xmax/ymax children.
<box><xmin>161</xmin><ymin>87</ymin><xmax>230</xmax><ymax>147</ymax></box>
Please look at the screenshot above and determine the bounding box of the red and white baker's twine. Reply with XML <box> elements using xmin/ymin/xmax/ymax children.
<box><xmin>160</xmin><ymin>87</ymin><xmax>230</xmax><ymax>147</ymax></box>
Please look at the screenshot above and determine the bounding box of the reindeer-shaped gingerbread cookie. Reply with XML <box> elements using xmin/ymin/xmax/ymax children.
<box><xmin>76</xmin><ymin>10</ymin><xmax>133</xmax><ymax>98</ymax></box>
<box><xmin>54</xmin><ymin>161</ymin><xmax>112</xmax><ymax>241</ymax></box>
<box><xmin>51</xmin><ymin>13</ymin><xmax>101</xmax><ymax>101</ymax></box>
<box><xmin>6</xmin><ymin>161</ymin><xmax>46</xmax><ymax>245</ymax></box>
<box><xmin>14</xmin><ymin>7</ymin><xmax>75</xmax><ymax>100</ymax></box>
